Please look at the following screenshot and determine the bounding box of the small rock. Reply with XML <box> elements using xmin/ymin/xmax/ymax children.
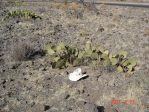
<box><xmin>64</xmin><ymin>94</ymin><xmax>70</xmax><ymax>99</ymax></box>
<box><xmin>44</xmin><ymin>105</ymin><xmax>50</xmax><ymax>111</ymax></box>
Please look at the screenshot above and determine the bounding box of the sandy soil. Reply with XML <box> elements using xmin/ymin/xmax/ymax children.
<box><xmin>0</xmin><ymin>1</ymin><xmax>149</xmax><ymax>112</ymax></box>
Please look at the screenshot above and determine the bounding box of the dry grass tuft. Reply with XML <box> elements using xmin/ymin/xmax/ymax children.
<box><xmin>11</xmin><ymin>41</ymin><xmax>45</xmax><ymax>62</ymax></box>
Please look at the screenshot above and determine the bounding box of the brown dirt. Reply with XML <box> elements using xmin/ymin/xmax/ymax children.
<box><xmin>0</xmin><ymin>1</ymin><xmax>149</xmax><ymax>112</ymax></box>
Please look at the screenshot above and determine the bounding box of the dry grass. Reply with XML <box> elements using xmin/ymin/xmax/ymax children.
<box><xmin>11</xmin><ymin>42</ymin><xmax>35</xmax><ymax>61</ymax></box>
<box><xmin>11</xmin><ymin>41</ymin><xmax>45</xmax><ymax>62</ymax></box>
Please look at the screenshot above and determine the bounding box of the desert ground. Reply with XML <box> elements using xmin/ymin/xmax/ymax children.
<box><xmin>0</xmin><ymin>0</ymin><xmax>149</xmax><ymax>112</ymax></box>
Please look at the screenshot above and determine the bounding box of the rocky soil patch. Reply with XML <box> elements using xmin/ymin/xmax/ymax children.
<box><xmin>0</xmin><ymin>1</ymin><xmax>149</xmax><ymax>112</ymax></box>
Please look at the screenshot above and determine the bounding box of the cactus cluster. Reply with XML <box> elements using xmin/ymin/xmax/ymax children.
<box><xmin>45</xmin><ymin>41</ymin><xmax>137</xmax><ymax>73</ymax></box>
<box><xmin>4</xmin><ymin>10</ymin><xmax>42</xmax><ymax>20</ymax></box>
